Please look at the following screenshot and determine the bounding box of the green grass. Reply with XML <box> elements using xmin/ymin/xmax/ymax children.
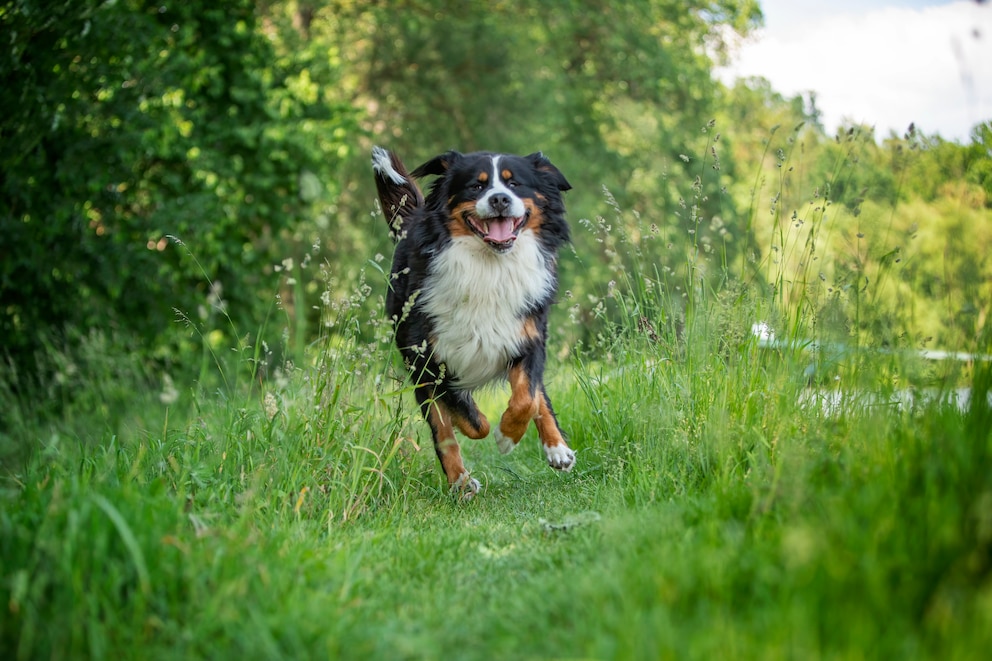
<box><xmin>2</xmin><ymin>144</ymin><xmax>991</xmax><ymax>659</ymax></box>
<box><xmin>2</xmin><ymin>285</ymin><xmax>991</xmax><ymax>660</ymax></box>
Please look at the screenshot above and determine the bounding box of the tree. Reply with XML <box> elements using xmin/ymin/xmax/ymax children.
<box><xmin>0</xmin><ymin>0</ymin><xmax>355</xmax><ymax>374</ymax></box>
<box><xmin>324</xmin><ymin>0</ymin><xmax>762</xmax><ymax>334</ymax></box>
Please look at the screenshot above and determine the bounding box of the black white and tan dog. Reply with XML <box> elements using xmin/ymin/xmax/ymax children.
<box><xmin>371</xmin><ymin>146</ymin><xmax>575</xmax><ymax>498</ymax></box>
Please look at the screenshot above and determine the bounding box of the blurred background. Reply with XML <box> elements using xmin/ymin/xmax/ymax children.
<box><xmin>2</xmin><ymin>0</ymin><xmax>990</xmax><ymax>385</ymax></box>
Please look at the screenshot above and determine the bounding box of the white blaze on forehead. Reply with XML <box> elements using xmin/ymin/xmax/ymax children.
<box><xmin>475</xmin><ymin>155</ymin><xmax>526</xmax><ymax>219</ymax></box>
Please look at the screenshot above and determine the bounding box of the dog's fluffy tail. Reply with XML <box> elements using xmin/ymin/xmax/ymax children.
<box><xmin>372</xmin><ymin>146</ymin><xmax>423</xmax><ymax>241</ymax></box>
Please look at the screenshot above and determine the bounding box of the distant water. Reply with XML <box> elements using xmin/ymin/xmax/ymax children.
<box><xmin>800</xmin><ymin>387</ymin><xmax>989</xmax><ymax>415</ymax></box>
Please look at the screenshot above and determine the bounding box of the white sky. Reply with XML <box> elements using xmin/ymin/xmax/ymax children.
<box><xmin>716</xmin><ymin>0</ymin><xmax>992</xmax><ymax>143</ymax></box>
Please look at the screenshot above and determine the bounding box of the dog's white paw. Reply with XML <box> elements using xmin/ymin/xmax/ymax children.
<box><xmin>452</xmin><ymin>472</ymin><xmax>481</xmax><ymax>500</ymax></box>
<box><xmin>544</xmin><ymin>444</ymin><xmax>576</xmax><ymax>472</ymax></box>
<box><xmin>494</xmin><ymin>428</ymin><xmax>516</xmax><ymax>455</ymax></box>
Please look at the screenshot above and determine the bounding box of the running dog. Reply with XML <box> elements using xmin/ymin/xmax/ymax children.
<box><xmin>371</xmin><ymin>146</ymin><xmax>576</xmax><ymax>498</ymax></box>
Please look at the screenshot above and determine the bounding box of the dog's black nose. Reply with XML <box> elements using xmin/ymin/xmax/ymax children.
<box><xmin>488</xmin><ymin>193</ymin><xmax>512</xmax><ymax>215</ymax></box>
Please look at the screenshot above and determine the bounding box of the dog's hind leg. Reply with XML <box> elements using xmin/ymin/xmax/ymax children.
<box><xmin>446</xmin><ymin>389</ymin><xmax>490</xmax><ymax>440</ymax></box>
<box><xmin>417</xmin><ymin>389</ymin><xmax>482</xmax><ymax>499</ymax></box>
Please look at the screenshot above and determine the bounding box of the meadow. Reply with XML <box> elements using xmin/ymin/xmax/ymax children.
<box><xmin>4</xmin><ymin>3</ymin><xmax>992</xmax><ymax>658</ymax></box>
<box><xmin>2</xmin><ymin>213</ymin><xmax>991</xmax><ymax>659</ymax></box>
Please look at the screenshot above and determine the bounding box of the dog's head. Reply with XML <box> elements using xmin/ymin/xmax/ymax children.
<box><xmin>412</xmin><ymin>151</ymin><xmax>572</xmax><ymax>254</ymax></box>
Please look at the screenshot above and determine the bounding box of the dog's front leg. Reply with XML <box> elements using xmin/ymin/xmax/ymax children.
<box><xmin>494</xmin><ymin>363</ymin><xmax>539</xmax><ymax>455</ymax></box>
<box><xmin>494</xmin><ymin>363</ymin><xmax>576</xmax><ymax>472</ymax></box>
<box><xmin>533</xmin><ymin>390</ymin><xmax>575</xmax><ymax>472</ymax></box>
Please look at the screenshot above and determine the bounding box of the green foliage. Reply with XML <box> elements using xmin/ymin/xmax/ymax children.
<box><xmin>3</xmin><ymin>2</ymin><xmax>992</xmax><ymax>657</ymax></box>
<box><xmin>335</xmin><ymin>0</ymin><xmax>764</xmax><ymax>328</ymax></box>
<box><xmin>4</xmin><ymin>0</ymin><xmax>989</xmax><ymax>391</ymax></box>
<box><xmin>0</xmin><ymin>0</ymin><xmax>355</xmax><ymax>373</ymax></box>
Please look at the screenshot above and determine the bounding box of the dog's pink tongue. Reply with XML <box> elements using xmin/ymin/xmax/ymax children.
<box><xmin>486</xmin><ymin>218</ymin><xmax>515</xmax><ymax>242</ymax></box>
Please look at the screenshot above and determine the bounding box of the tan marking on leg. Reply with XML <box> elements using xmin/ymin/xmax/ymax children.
<box><xmin>427</xmin><ymin>401</ymin><xmax>467</xmax><ymax>485</ymax></box>
<box><xmin>452</xmin><ymin>409</ymin><xmax>490</xmax><ymax>439</ymax></box>
<box><xmin>534</xmin><ymin>394</ymin><xmax>576</xmax><ymax>471</ymax></box>
<box><xmin>427</xmin><ymin>399</ymin><xmax>482</xmax><ymax>497</ymax></box>
<box><xmin>497</xmin><ymin>364</ymin><xmax>539</xmax><ymax>448</ymax></box>
<box><xmin>533</xmin><ymin>394</ymin><xmax>565</xmax><ymax>447</ymax></box>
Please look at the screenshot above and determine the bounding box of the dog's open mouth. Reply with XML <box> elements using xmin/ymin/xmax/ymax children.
<box><xmin>465</xmin><ymin>213</ymin><xmax>528</xmax><ymax>252</ymax></box>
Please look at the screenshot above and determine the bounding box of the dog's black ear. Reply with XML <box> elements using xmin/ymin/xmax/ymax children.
<box><xmin>526</xmin><ymin>152</ymin><xmax>572</xmax><ymax>192</ymax></box>
<box><xmin>411</xmin><ymin>150</ymin><xmax>463</xmax><ymax>178</ymax></box>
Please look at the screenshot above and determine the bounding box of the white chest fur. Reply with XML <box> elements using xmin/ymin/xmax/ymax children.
<box><xmin>420</xmin><ymin>232</ymin><xmax>554</xmax><ymax>390</ymax></box>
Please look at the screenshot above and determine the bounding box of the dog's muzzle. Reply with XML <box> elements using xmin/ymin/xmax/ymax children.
<box><xmin>465</xmin><ymin>213</ymin><xmax>528</xmax><ymax>253</ymax></box>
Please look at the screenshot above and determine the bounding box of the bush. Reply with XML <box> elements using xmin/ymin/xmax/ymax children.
<box><xmin>0</xmin><ymin>0</ymin><xmax>355</xmax><ymax>375</ymax></box>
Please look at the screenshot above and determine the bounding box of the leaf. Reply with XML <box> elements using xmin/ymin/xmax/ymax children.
<box><xmin>91</xmin><ymin>494</ymin><xmax>151</xmax><ymax>597</ymax></box>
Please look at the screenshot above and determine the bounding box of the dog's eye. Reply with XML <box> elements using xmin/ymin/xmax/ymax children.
<box><xmin>470</xmin><ymin>182</ymin><xmax>484</xmax><ymax>192</ymax></box>
<box><xmin>507</xmin><ymin>180</ymin><xmax>519</xmax><ymax>188</ymax></box>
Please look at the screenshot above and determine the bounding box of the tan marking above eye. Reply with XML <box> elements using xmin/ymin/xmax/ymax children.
<box><xmin>501</xmin><ymin>169</ymin><xmax>512</xmax><ymax>180</ymax></box>
<box><xmin>478</xmin><ymin>171</ymin><xmax>489</xmax><ymax>183</ymax></box>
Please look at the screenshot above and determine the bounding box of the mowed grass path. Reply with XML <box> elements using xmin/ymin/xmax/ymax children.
<box><xmin>3</xmin><ymin>314</ymin><xmax>991</xmax><ymax>660</ymax></box>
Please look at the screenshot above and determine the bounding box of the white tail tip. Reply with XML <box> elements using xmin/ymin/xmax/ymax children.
<box><xmin>371</xmin><ymin>146</ymin><xmax>407</xmax><ymax>185</ymax></box>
